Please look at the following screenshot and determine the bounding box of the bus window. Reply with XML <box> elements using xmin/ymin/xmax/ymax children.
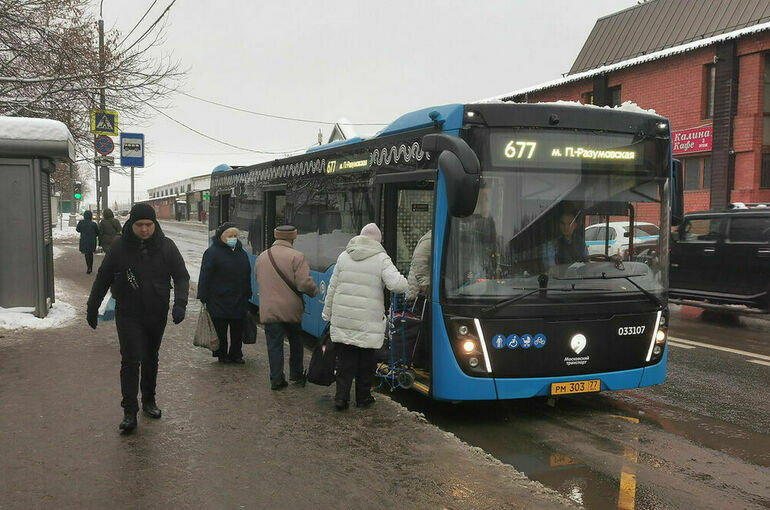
<box><xmin>291</xmin><ymin>184</ymin><xmax>375</xmax><ymax>271</ymax></box>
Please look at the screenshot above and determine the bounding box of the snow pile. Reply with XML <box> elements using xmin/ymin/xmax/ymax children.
<box><xmin>0</xmin><ymin>117</ymin><xmax>73</xmax><ymax>144</ymax></box>
<box><xmin>0</xmin><ymin>300</ymin><xmax>76</xmax><ymax>331</ymax></box>
<box><xmin>52</xmin><ymin>223</ymin><xmax>79</xmax><ymax>240</ymax></box>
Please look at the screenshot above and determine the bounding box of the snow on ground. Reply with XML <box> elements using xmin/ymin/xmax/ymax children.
<box><xmin>52</xmin><ymin>222</ymin><xmax>79</xmax><ymax>240</ymax></box>
<box><xmin>0</xmin><ymin>298</ymin><xmax>76</xmax><ymax>332</ymax></box>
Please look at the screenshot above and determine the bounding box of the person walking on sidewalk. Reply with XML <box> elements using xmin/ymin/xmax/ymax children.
<box><xmin>322</xmin><ymin>223</ymin><xmax>408</xmax><ymax>411</ymax></box>
<box><xmin>86</xmin><ymin>203</ymin><xmax>190</xmax><ymax>434</ymax></box>
<box><xmin>197</xmin><ymin>222</ymin><xmax>252</xmax><ymax>364</ymax></box>
<box><xmin>98</xmin><ymin>208</ymin><xmax>122</xmax><ymax>255</ymax></box>
<box><xmin>76</xmin><ymin>210</ymin><xmax>99</xmax><ymax>274</ymax></box>
<box><xmin>255</xmin><ymin>225</ymin><xmax>318</xmax><ymax>390</ymax></box>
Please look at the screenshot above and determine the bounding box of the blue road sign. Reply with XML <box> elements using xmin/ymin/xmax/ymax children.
<box><xmin>120</xmin><ymin>133</ymin><xmax>144</xmax><ymax>167</ymax></box>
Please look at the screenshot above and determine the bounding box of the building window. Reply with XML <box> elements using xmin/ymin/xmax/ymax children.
<box><xmin>684</xmin><ymin>156</ymin><xmax>712</xmax><ymax>190</ymax></box>
<box><xmin>762</xmin><ymin>154</ymin><xmax>770</xmax><ymax>188</ymax></box>
<box><xmin>582</xmin><ymin>91</ymin><xmax>594</xmax><ymax>105</ymax></box>
<box><xmin>705</xmin><ymin>64</ymin><xmax>716</xmax><ymax>118</ymax></box>
<box><xmin>608</xmin><ymin>86</ymin><xmax>621</xmax><ymax>107</ymax></box>
<box><xmin>764</xmin><ymin>54</ymin><xmax>770</xmax><ymax>144</ymax></box>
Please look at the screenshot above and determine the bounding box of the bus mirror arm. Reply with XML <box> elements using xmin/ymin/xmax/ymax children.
<box><xmin>423</xmin><ymin>134</ymin><xmax>480</xmax><ymax>218</ymax></box>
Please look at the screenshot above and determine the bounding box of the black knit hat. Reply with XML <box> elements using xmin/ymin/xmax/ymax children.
<box><xmin>215</xmin><ymin>222</ymin><xmax>238</xmax><ymax>240</ymax></box>
<box><xmin>128</xmin><ymin>203</ymin><xmax>156</xmax><ymax>223</ymax></box>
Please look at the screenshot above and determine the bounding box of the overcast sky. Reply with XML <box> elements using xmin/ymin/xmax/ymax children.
<box><xmin>89</xmin><ymin>0</ymin><xmax>637</xmax><ymax>206</ymax></box>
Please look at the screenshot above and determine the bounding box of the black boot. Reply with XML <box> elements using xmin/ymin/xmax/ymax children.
<box><xmin>142</xmin><ymin>402</ymin><xmax>162</xmax><ymax>419</ymax></box>
<box><xmin>119</xmin><ymin>412</ymin><xmax>137</xmax><ymax>433</ymax></box>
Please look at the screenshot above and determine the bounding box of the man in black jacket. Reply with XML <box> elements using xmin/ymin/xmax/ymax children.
<box><xmin>86</xmin><ymin>203</ymin><xmax>190</xmax><ymax>434</ymax></box>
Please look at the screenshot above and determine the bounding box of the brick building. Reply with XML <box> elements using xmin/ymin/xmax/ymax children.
<box><xmin>488</xmin><ymin>0</ymin><xmax>770</xmax><ymax>213</ymax></box>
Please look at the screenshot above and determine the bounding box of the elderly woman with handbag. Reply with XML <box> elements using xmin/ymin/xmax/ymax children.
<box><xmin>197</xmin><ymin>222</ymin><xmax>252</xmax><ymax>364</ymax></box>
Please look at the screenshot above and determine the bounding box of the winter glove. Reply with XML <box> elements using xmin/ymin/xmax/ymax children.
<box><xmin>172</xmin><ymin>304</ymin><xmax>186</xmax><ymax>324</ymax></box>
<box><xmin>86</xmin><ymin>306</ymin><xmax>98</xmax><ymax>329</ymax></box>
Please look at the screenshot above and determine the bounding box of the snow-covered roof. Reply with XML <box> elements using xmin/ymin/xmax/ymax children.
<box><xmin>335</xmin><ymin>118</ymin><xmax>358</xmax><ymax>140</ymax></box>
<box><xmin>0</xmin><ymin>116</ymin><xmax>75</xmax><ymax>162</ymax></box>
<box><xmin>479</xmin><ymin>20</ymin><xmax>770</xmax><ymax>103</ymax></box>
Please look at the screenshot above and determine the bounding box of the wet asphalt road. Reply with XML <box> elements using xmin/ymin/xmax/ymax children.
<box><xmin>165</xmin><ymin>221</ymin><xmax>770</xmax><ymax>509</ymax></box>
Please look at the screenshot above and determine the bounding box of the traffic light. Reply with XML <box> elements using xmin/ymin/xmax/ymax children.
<box><xmin>73</xmin><ymin>181</ymin><xmax>82</xmax><ymax>200</ymax></box>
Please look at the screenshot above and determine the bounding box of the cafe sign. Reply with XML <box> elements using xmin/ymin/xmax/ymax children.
<box><xmin>672</xmin><ymin>126</ymin><xmax>712</xmax><ymax>155</ymax></box>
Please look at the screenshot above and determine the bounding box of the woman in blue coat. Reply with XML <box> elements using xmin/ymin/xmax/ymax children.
<box><xmin>76</xmin><ymin>210</ymin><xmax>100</xmax><ymax>274</ymax></box>
<box><xmin>197</xmin><ymin>222</ymin><xmax>253</xmax><ymax>363</ymax></box>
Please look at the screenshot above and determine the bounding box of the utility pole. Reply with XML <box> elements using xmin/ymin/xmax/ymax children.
<box><xmin>98</xmin><ymin>16</ymin><xmax>109</xmax><ymax>215</ymax></box>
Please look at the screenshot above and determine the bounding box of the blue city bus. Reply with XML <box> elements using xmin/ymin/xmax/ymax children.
<box><xmin>208</xmin><ymin>102</ymin><xmax>682</xmax><ymax>401</ymax></box>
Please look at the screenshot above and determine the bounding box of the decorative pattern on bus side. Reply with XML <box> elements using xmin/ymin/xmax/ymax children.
<box><xmin>211</xmin><ymin>139</ymin><xmax>431</xmax><ymax>190</ymax></box>
<box><xmin>371</xmin><ymin>142</ymin><xmax>429</xmax><ymax>166</ymax></box>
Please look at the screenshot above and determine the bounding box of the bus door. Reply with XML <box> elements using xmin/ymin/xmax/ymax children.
<box><xmin>264</xmin><ymin>190</ymin><xmax>286</xmax><ymax>249</ymax></box>
<box><xmin>380</xmin><ymin>181</ymin><xmax>435</xmax><ymax>384</ymax></box>
<box><xmin>219</xmin><ymin>193</ymin><xmax>230</xmax><ymax>223</ymax></box>
<box><xmin>256</xmin><ymin>190</ymin><xmax>286</xmax><ymax>310</ymax></box>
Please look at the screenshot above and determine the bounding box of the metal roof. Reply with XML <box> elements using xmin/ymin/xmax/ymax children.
<box><xmin>570</xmin><ymin>0</ymin><xmax>770</xmax><ymax>75</ymax></box>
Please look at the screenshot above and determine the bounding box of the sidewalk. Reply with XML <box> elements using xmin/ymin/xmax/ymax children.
<box><xmin>0</xmin><ymin>240</ymin><xmax>575</xmax><ymax>510</ymax></box>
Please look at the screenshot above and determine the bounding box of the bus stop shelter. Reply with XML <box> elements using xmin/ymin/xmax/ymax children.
<box><xmin>0</xmin><ymin>117</ymin><xmax>75</xmax><ymax>318</ymax></box>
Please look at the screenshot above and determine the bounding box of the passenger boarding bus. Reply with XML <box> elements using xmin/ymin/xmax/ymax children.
<box><xmin>208</xmin><ymin>102</ymin><xmax>683</xmax><ymax>401</ymax></box>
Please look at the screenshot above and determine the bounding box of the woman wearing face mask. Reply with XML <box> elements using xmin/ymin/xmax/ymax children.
<box><xmin>197</xmin><ymin>222</ymin><xmax>253</xmax><ymax>363</ymax></box>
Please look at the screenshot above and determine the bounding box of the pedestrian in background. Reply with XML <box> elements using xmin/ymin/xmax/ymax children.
<box><xmin>98</xmin><ymin>208</ymin><xmax>122</xmax><ymax>255</ymax></box>
<box><xmin>255</xmin><ymin>225</ymin><xmax>318</xmax><ymax>390</ymax></box>
<box><xmin>86</xmin><ymin>203</ymin><xmax>189</xmax><ymax>434</ymax></box>
<box><xmin>197</xmin><ymin>222</ymin><xmax>252</xmax><ymax>364</ymax></box>
<box><xmin>322</xmin><ymin>223</ymin><xmax>408</xmax><ymax>411</ymax></box>
<box><xmin>76</xmin><ymin>210</ymin><xmax>99</xmax><ymax>274</ymax></box>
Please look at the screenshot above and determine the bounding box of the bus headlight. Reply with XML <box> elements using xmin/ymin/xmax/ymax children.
<box><xmin>458</xmin><ymin>325</ymin><xmax>469</xmax><ymax>336</ymax></box>
<box><xmin>656</xmin><ymin>329</ymin><xmax>666</xmax><ymax>343</ymax></box>
<box><xmin>468</xmin><ymin>357</ymin><xmax>479</xmax><ymax>368</ymax></box>
<box><xmin>462</xmin><ymin>340</ymin><xmax>476</xmax><ymax>353</ymax></box>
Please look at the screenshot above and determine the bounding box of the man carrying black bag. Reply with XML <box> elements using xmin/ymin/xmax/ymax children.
<box><xmin>86</xmin><ymin>204</ymin><xmax>190</xmax><ymax>434</ymax></box>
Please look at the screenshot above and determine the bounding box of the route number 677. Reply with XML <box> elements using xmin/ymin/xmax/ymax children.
<box><xmin>504</xmin><ymin>140</ymin><xmax>537</xmax><ymax>159</ymax></box>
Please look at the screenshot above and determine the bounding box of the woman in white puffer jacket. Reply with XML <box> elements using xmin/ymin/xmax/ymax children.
<box><xmin>322</xmin><ymin>223</ymin><xmax>408</xmax><ymax>410</ymax></box>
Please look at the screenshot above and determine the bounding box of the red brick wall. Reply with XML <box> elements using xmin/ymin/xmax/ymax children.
<box><xmin>517</xmin><ymin>34</ymin><xmax>770</xmax><ymax>211</ymax></box>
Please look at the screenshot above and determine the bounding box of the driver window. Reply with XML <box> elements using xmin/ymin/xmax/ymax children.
<box><xmin>679</xmin><ymin>218</ymin><xmax>721</xmax><ymax>242</ymax></box>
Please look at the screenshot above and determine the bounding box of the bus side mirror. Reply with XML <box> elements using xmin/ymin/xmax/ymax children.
<box><xmin>422</xmin><ymin>133</ymin><xmax>480</xmax><ymax>218</ymax></box>
<box><xmin>671</xmin><ymin>159</ymin><xmax>684</xmax><ymax>227</ymax></box>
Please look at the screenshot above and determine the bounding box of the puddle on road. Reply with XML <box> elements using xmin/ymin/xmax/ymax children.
<box><xmin>390</xmin><ymin>392</ymin><xmax>667</xmax><ymax>510</ymax></box>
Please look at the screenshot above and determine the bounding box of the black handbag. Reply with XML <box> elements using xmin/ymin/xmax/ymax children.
<box><xmin>306</xmin><ymin>331</ymin><xmax>336</xmax><ymax>386</ymax></box>
<box><xmin>242</xmin><ymin>309</ymin><xmax>258</xmax><ymax>344</ymax></box>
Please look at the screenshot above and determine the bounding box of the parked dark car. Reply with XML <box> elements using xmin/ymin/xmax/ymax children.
<box><xmin>669</xmin><ymin>203</ymin><xmax>770</xmax><ymax>311</ymax></box>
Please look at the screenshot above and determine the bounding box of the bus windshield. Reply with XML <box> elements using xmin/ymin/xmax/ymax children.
<box><xmin>444</xmin><ymin>128</ymin><xmax>670</xmax><ymax>303</ymax></box>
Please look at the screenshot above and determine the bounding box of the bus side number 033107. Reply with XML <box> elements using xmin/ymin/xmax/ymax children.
<box><xmin>504</xmin><ymin>140</ymin><xmax>537</xmax><ymax>159</ymax></box>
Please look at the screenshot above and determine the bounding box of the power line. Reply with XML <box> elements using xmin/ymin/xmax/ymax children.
<box><xmin>146</xmin><ymin>104</ymin><xmax>310</xmax><ymax>155</ymax></box>
<box><xmin>118</xmin><ymin>0</ymin><xmax>160</xmax><ymax>48</ymax></box>
<box><xmin>121</xmin><ymin>0</ymin><xmax>178</xmax><ymax>55</ymax></box>
<box><xmin>180</xmin><ymin>92</ymin><xmax>387</xmax><ymax>126</ymax></box>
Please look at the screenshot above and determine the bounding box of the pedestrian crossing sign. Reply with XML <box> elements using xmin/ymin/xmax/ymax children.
<box><xmin>91</xmin><ymin>109</ymin><xmax>119</xmax><ymax>136</ymax></box>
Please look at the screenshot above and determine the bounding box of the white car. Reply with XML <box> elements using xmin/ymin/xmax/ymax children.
<box><xmin>584</xmin><ymin>221</ymin><xmax>659</xmax><ymax>258</ymax></box>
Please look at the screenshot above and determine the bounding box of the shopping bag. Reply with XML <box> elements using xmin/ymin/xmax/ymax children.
<box><xmin>193</xmin><ymin>304</ymin><xmax>220</xmax><ymax>351</ymax></box>
<box><xmin>242</xmin><ymin>309</ymin><xmax>258</xmax><ymax>344</ymax></box>
<box><xmin>306</xmin><ymin>332</ymin><xmax>336</xmax><ymax>386</ymax></box>
<box><xmin>98</xmin><ymin>292</ymin><xmax>116</xmax><ymax>322</ymax></box>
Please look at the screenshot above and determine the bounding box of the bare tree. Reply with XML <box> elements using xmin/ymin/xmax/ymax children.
<box><xmin>0</xmin><ymin>0</ymin><xmax>183</xmax><ymax>174</ymax></box>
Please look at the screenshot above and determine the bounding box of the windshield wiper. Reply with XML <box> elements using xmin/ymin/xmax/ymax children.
<box><xmin>481</xmin><ymin>274</ymin><xmax>549</xmax><ymax>316</ymax></box>
<box><xmin>621</xmin><ymin>275</ymin><xmax>663</xmax><ymax>309</ymax></box>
